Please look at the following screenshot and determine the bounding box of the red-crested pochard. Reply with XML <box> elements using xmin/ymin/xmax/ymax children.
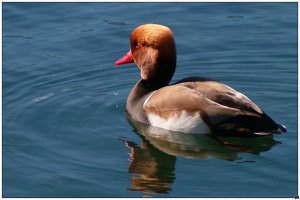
<box><xmin>115</xmin><ymin>24</ymin><xmax>286</xmax><ymax>137</ymax></box>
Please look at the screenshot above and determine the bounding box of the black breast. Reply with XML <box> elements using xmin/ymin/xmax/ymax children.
<box><xmin>126</xmin><ymin>80</ymin><xmax>154</xmax><ymax>124</ymax></box>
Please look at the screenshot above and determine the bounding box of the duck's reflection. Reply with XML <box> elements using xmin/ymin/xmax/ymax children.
<box><xmin>121</xmin><ymin>139</ymin><xmax>175</xmax><ymax>194</ymax></box>
<box><xmin>121</xmin><ymin>115</ymin><xmax>279</xmax><ymax>195</ymax></box>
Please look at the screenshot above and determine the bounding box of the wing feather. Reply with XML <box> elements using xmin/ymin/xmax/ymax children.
<box><xmin>143</xmin><ymin>81</ymin><xmax>262</xmax><ymax>127</ymax></box>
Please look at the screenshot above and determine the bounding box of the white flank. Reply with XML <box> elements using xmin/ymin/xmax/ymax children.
<box><xmin>147</xmin><ymin>111</ymin><xmax>210</xmax><ymax>134</ymax></box>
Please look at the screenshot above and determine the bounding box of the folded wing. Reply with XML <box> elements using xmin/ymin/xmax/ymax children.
<box><xmin>144</xmin><ymin>79</ymin><xmax>282</xmax><ymax>136</ymax></box>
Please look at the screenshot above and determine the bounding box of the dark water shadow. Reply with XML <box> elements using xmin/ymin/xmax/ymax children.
<box><xmin>120</xmin><ymin>115</ymin><xmax>279</xmax><ymax>195</ymax></box>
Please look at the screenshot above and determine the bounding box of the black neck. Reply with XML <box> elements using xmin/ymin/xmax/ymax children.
<box><xmin>144</xmin><ymin>58</ymin><xmax>176</xmax><ymax>90</ymax></box>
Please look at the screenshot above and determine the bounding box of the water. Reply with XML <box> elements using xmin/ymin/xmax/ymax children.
<box><xmin>3</xmin><ymin>2</ymin><xmax>297</xmax><ymax>197</ymax></box>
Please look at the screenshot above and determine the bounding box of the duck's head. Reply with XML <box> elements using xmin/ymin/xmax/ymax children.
<box><xmin>115</xmin><ymin>24</ymin><xmax>176</xmax><ymax>87</ymax></box>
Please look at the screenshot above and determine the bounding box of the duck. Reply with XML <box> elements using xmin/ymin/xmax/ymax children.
<box><xmin>115</xmin><ymin>24</ymin><xmax>286</xmax><ymax>137</ymax></box>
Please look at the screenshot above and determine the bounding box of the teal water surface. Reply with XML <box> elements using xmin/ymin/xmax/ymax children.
<box><xmin>3</xmin><ymin>2</ymin><xmax>298</xmax><ymax>197</ymax></box>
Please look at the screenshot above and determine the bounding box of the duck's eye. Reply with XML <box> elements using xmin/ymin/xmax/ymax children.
<box><xmin>135</xmin><ymin>41</ymin><xmax>141</xmax><ymax>48</ymax></box>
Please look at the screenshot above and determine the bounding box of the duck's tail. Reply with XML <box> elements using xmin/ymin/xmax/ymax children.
<box><xmin>276</xmin><ymin>124</ymin><xmax>287</xmax><ymax>133</ymax></box>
